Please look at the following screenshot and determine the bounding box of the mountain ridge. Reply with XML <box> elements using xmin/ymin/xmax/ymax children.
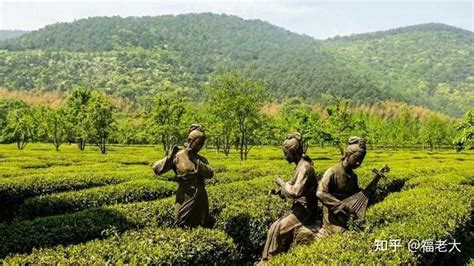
<box><xmin>0</xmin><ymin>13</ymin><xmax>472</xmax><ymax>117</ymax></box>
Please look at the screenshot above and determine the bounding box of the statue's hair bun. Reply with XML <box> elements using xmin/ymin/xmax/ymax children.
<box><xmin>348</xmin><ymin>136</ymin><xmax>366</xmax><ymax>148</ymax></box>
<box><xmin>287</xmin><ymin>132</ymin><xmax>302</xmax><ymax>141</ymax></box>
<box><xmin>189</xmin><ymin>124</ymin><xmax>205</xmax><ymax>133</ymax></box>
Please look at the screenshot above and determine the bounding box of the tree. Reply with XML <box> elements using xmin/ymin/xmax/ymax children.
<box><xmin>4</xmin><ymin>106</ymin><xmax>35</xmax><ymax>150</ymax></box>
<box><xmin>325</xmin><ymin>100</ymin><xmax>356</xmax><ymax>155</ymax></box>
<box><xmin>206</xmin><ymin>70</ymin><xmax>268</xmax><ymax>160</ymax></box>
<box><xmin>0</xmin><ymin>100</ymin><xmax>29</xmax><ymax>143</ymax></box>
<box><xmin>453</xmin><ymin>109</ymin><xmax>473</xmax><ymax>151</ymax></box>
<box><xmin>419</xmin><ymin>114</ymin><xmax>449</xmax><ymax>150</ymax></box>
<box><xmin>86</xmin><ymin>92</ymin><xmax>116</xmax><ymax>154</ymax></box>
<box><xmin>205</xmin><ymin>102</ymin><xmax>235</xmax><ymax>156</ymax></box>
<box><xmin>281</xmin><ymin>98</ymin><xmax>315</xmax><ymax>152</ymax></box>
<box><xmin>64</xmin><ymin>88</ymin><xmax>92</xmax><ymax>150</ymax></box>
<box><xmin>38</xmin><ymin>107</ymin><xmax>67</xmax><ymax>151</ymax></box>
<box><xmin>145</xmin><ymin>91</ymin><xmax>187</xmax><ymax>154</ymax></box>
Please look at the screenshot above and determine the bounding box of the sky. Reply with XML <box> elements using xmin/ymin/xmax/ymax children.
<box><xmin>0</xmin><ymin>0</ymin><xmax>472</xmax><ymax>39</ymax></box>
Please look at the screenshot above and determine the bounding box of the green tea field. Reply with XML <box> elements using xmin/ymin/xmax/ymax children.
<box><xmin>0</xmin><ymin>144</ymin><xmax>472</xmax><ymax>265</ymax></box>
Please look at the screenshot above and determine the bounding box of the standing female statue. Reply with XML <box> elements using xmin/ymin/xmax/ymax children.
<box><xmin>259</xmin><ymin>132</ymin><xmax>319</xmax><ymax>264</ymax></box>
<box><xmin>152</xmin><ymin>124</ymin><xmax>214</xmax><ymax>227</ymax></box>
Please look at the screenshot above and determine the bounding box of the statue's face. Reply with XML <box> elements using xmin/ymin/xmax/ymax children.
<box><xmin>283</xmin><ymin>147</ymin><xmax>298</xmax><ymax>163</ymax></box>
<box><xmin>346</xmin><ymin>151</ymin><xmax>366</xmax><ymax>169</ymax></box>
<box><xmin>190</xmin><ymin>137</ymin><xmax>205</xmax><ymax>153</ymax></box>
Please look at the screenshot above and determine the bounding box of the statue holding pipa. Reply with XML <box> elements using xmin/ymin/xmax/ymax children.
<box><xmin>315</xmin><ymin>136</ymin><xmax>389</xmax><ymax>239</ymax></box>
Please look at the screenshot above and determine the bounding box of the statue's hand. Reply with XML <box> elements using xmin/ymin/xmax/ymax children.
<box><xmin>334</xmin><ymin>203</ymin><xmax>349</xmax><ymax>215</ymax></box>
<box><xmin>269</xmin><ymin>188</ymin><xmax>281</xmax><ymax>195</ymax></box>
<box><xmin>343</xmin><ymin>202</ymin><xmax>354</xmax><ymax>214</ymax></box>
<box><xmin>170</xmin><ymin>144</ymin><xmax>179</xmax><ymax>157</ymax></box>
<box><xmin>274</xmin><ymin>177</ymin><xmax>284</xmax><ymax>187</ymax></box>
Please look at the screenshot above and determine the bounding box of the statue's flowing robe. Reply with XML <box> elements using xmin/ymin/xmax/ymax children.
<box><xmin>152</xmin><ymin>149</ymin><xmax>214</xmax><ymax>227</ymax></box>
<box><xmin>261</xmin><ymin>155</ymin><xmax>318</xmax><ymax>260</ymax></box>
<box><xmin>316</xmin><ymin>162</ymin><xmax>361</xmax><ymax>238</ymax></box>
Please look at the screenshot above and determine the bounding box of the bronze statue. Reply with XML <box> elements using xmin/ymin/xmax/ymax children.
<box><xmin>152</xmin><ymin>124</ymin><xmax>214</xmax><ymax>228</ymax></box>
<box><xmin>259</xmin><ymin>133</ymin><xmax>319</xmax><ymax>264</ymax></box>
<box><xmin>315</xmin><ymin>136</ymin><xmax>388</xmax><ymax>239</ymax></box>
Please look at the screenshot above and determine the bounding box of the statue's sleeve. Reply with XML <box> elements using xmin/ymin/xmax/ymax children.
<box><xmin>152</xmin><ymin>156</ymin><xmax>174</xmax><ymax>175</ymax></box>
<box><xmin>316</xmin><ymin>168</ymin><xmax>343</xmax><ymax>210</ymax></box>
<box><xmin>196</xmin><ymin>158</ymin><xmax>214</xmax><ymax>179</ymax></box>
<box><xmin>280</xmin><ymin>165</ymin><xmax>308</xmax><ymax>199</ymax></box>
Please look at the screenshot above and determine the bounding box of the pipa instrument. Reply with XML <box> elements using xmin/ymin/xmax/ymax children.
<box><xmin>341</xmin><ymin>164</ymin><xmax>390</xmax><ymax>220</ymax></box>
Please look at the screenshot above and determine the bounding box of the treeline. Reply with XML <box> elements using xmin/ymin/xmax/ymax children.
<box><xmin>1</xmin><ymin>71</ymin><xmax>471</xmax><ymax>157</ymax></box>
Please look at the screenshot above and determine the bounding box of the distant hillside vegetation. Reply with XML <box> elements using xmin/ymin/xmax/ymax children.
<box><xmin>0</xmin><ymin>15</ymin><xmax>472</xmax><ymax>116</ymax></box>
<box><xmin>0</xmin><ymin>30</ymin><xmax>28</xmax><ymax>41</ymax></box>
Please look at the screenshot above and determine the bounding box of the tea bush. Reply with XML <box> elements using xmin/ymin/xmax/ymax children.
<box><xmin>19</xmin><ymin>179</ymin><xmax>177</xmax><ymax>219</ymax></box>
<box><xmin>3</xmin><ymin>227</ymin><xmax>238</xmax><ymax>265</ymax></box>
<box><xmin>0</xmin><ymin>144</ymin><xmax>472</xmax><ymax>264</ymax></box>
<box><xmin>269</xmin><ymin>179</ymin><xmax>473</xmax><ymax>265</ymax></box>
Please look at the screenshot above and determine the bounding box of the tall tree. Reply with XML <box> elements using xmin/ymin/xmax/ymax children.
<box><xmin>206</xmin><ymin>70</ymin><xmax>268</xmax><ymax>160</ymax></box>
<box><xmin>4</xmin><ymin>106</ymin><xmax>35</xmax><ymax>150</ymax></box>
<box><xmin>38</xmin><ymin>107</ymin><xmax>67</xmax><ymax>151</ymax></box>
<box><xmin>325</xmin><ymin>100</ymin><xmax>356</xmax><ymax>155</ymax></box>
<box><xmin>64</xmin><ymin>88</ymin><xmax>92</xmax><ymax>150</ymax></box>
<box><xmin>281</xmin><ymin>98</ymin><xmax>315</xmax><ymax>152</ymax></box>
<box><xmin>86</xmin><ymin>91</ymin><xmax>116</xmax><ymax>154</ymax></box>
<box><xmin>453</xmin><ymin>109</ymin><xmax>473</xmax><ymax>151</ymax></box>
<box><xmin>145</xmin><ymin>91</ymin><xmax>187</xmax><ymax>154</ymax></box>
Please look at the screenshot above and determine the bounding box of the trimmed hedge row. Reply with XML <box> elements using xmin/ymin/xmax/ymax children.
<box><xmin>18</xmin><ymin>179</ymin><xmax>177</xmax><ymax>220</ymax></box>
<box><xmin>0</xmin><ymin>176</ymin><xmax>276</xmax><ymax>257</ymax></box>
<box><xmin>0</xmin><ymin>166</ymin><xmax>418</xmax><ymax>259</ymax></box>
<box><xmin>3</xmin><ymin>227</ymin><xmax>237</xmax><ymax>265</ymax></box>
<box><xmin>269</xmin><ymin>181</ymin><xmax>473</xmax><ymax>265</ymax></box>
<box><xmin>0</xmin><ymin>172</ymin><xmax>138</xmax><ymax>205</ymax></box>
<box><xmin>215</xmin><ymin>195</ymin><xmax>292</xmax><ymax>262</ymax></box>
<box><xmin>0</xmin><ymin>171</ymin><xmax>156</xmax><ymax>222</ymax></box>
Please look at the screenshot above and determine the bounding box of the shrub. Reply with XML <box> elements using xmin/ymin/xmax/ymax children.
<box><xmin>3</xmin><ymin>227</ymin><xmax>238</xmax><ymax>265</ymax></box>
<box><xmin>19</xmin><ymin>179</ymin><xmax>176</xmax><ymax>219</ymax></box>
<box><xmin>269</xmin><ymin>184</ymin><xmax>473</xmax><ymax>265</ymax></box>
<box><xmin>0</xmin><ymin>176</ymin><xmax>275</xmax><ymax>257</ymax></box>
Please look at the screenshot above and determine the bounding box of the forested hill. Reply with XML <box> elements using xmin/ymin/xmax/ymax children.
<box><xmin>323</xmin><ymin>23</ymin><xmax>474</xmax><ymax>117</ymax></box>
<box><xmin>0</xmin><ymin>14</ymin><xmax>472</xmax><ymax>116</ymax></box>
<box><xmin>0</xmin><ymin>30</ymin><xmax>28</xmax><ymax>41</ymax></box>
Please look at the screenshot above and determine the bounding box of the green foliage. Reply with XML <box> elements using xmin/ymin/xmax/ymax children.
<box><xmin>453</xmin><ymin>109</ymin><xmax>474</xmax><ymax>151</ymax></box>
<box><xmin>3</xmin><ymin>227</ymin><xmax>238</xmax><ymax>265</ymax></box>
<box><xmin>281</xmin><ymin>98</ymin><xmax>316</xmax><ymax>151</ymax></box>
<box><xmin>419</xmin><ymin>114</ymin><xmax>456</xmax><ymax>150</ymax></box>
<box><xmin>0</xmin><ymin>48</ymin><xmax>187</xmax><ymax>100</ymax></box>
<box><xmin>0</xmin><ymin>172</ymin><xmax>139</xmax><ymax>222</ymax></box>
<box><xmin>37</xmin><ymin>107</ymin><xmax>68</xmax><ymax>151</ymax></box>
<box><xmin>269</xmin><ymin>165</ymin><xmax>473</xmax><ymax>265</ymax></box>
<box><xmin>0</xmin><ymin>176</ymin><xmax>273</xmax><ymax>257</ymax></box>
<box><xmin>143</xmin><ymin>91</ymin><xmax>188</xmax><ymax>153</ymax></box>
<box><xmin>216</xmin><ymin>195</ymin><xmax>291</xmax><ymax>261</ymax></box>
<box><xmin>63</xmin><ymin>88</ymin><xmax>93</xmax><ymax>150</ymax></box>
<box><xmin>206</xmin><ymin>70</ymin><xmax>268</xmax><ymax>160</ymax></box>
<box><xmin>0</xmin><ymin>30</ymin><xmax>28</xmax><ymax>41</ymax></box>
<box><xmin>86</xmin><ymin>91</ymin><xmax>116</xmax><ymax>154</ymax></box>
<box><xmin>324</xmin><ymin>23</ymin><xmax>474</xmax><ymax>117</ymax></box>
<box><xmin>0</xmin><ymin>99</ymin><xmax>29</xmax><ymax>143</ymax></box>
<box><xmin>0</xmin><ymin>145</ymin><xmax>472</xmax><ymax>264</ymax></box>
<box><xmin>3</xmin><ymin>105</ymin><xmax>36</xmax><ymax>150</ymax></box>
<box><xmin>19</xmin><ymin>179</ymin><xmax>176</xmax><ymax>220</ymax></box>
<box><xmin>324</xmin><ymin>100</ymin><xmax>359</xmax><ymax>154</ymax></box>
<box><xmin>4</xmin><ymin>15</ymin><xmax>471</xmax><ymax>116</ymax></box>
